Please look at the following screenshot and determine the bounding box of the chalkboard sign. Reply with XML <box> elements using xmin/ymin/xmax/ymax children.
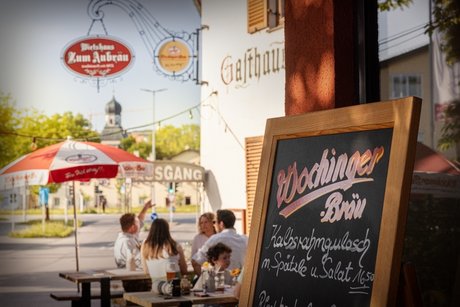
<box><xmin>240</xmin><ymin>98</ymin><xmax>421</xmax><ymax>307</ymax></box>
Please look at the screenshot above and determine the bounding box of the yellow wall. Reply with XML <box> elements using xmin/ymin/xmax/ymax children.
<box><xmin>380</xmin><ymin>46</ymin><xmax>433</xmax><ymax>147</ymax></box>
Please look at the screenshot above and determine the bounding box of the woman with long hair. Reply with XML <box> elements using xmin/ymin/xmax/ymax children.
<box><xmin>192</xmin><ymin>213</ymin><xmax>217</xmax><ymax>255</ymax></box>
<box><xmin>141</xmin><ymin>218</ymin><xmax>188</xmax><ymax>281</ymax></box>
<box><xmin>191</xmin><ymin>212</ymin><xmax>217</xmax><ymax>275</ymax></box>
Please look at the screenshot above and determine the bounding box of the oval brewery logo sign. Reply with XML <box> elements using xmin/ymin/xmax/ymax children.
<box><xmin>65</xmin><ymin>154</ymin><xmax>98</xmax><ymax>164</ymax></box>
<box><xmin>155</xmin><ymin>38</ymin><xmax>192</xmax><ymax>75</ymax></box>
<box><xmin>62</xmin><ymin>36</ymin><xmax>134</xmax><ymax>78</ymax></box>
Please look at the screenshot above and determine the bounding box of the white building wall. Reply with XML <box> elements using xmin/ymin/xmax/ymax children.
<box><xmin>200</xmin><ymin>0</ymin><xmax>285</xmax><ymax>212</ymax></box>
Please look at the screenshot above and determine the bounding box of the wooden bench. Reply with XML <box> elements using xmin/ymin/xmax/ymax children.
<box><xmin>50</xmin><ymin>290</ymin><xmax>124</xmax><ymax>306</ymax></box>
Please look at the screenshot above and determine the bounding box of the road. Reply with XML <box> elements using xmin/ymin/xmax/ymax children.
<box><xmin>0</xmin><ymin>212</ymin><xmax>198</xmax><ymax>307</ymax></box>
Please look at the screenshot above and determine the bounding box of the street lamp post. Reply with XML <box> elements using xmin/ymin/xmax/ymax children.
<box><xmin>141</xmin><ymin>88</ymin><xmax>168</xmax><ymax>205</ymax></box>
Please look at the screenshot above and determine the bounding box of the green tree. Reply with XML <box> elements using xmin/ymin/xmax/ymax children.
<box><xmin>0</xmin><ymin>93</ymin><xmax>20</xmax><ymax>167</ymax></box>
<box><xmin>120</xmin><ymin>135</ymin><xmax>151</xmax><ymax>159</ymax></box>
<box><xmin>11</xmin><ymin>110</ymin><xmax>100</xmax><ymax>162</ymax></box>
<box><xmin>428</xmin><ymin>0</ymin><xmax>460</xmax><ymax>66</ymax></box>
<box><xmin>155</xmin><ymin>124</ymin><xmax>200</xmax><ymax>159</ymax></box>
<box><xmin>429</xmin><ymin>1</ymin><xmax>460</xmax><ymax>154</ymax></box>
<box><xmin>122</xmin><ymin>124</ymin><xmax>200</xmax><ymax>160</ymax></box>
<box><xmin>180</xmin><ymin>124</ymin><xmax>200</xmax><ymax>150</ymax></box>
<box><xmin>438</xmin><ymin>100</ymin><xmax>460</xmax><ymax>153</ymax></box>
<box><xmin>1</xmin><ymin>102</ymin><xmax>100</xmax><ymax>217</ymax></box>
<box><xmin>378</xmin><ymin>0</ymin><xmax>412</xmax><ymax>11</ymax></box>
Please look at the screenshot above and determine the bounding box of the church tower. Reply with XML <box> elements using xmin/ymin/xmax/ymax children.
<box><xmin>100</xmin><ymin>96</ymin><xmax>127</xmax><ymax>147</ymax></box>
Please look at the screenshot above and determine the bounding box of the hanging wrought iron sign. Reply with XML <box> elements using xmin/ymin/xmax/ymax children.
<box><xmin>61</xmin><ymin>35</ymin><xmax>134</xmax><ymax>79</ymax></box>
<box><xmin>63</xmin><ymin>0</ymin><xmax>200</xmax><ymax>88</ymax></box>
<box><xmin>153</xmin><ymin>33</ymin><xmax>196</xmax><ymax>81</ymax></box>
<box><xmin>156</xmin><ymin>38</ymin><xmax>192</xmax><ymax>75</ymax></box>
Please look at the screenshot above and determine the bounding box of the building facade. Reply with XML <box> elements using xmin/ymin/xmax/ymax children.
<box><xmin>198</xmin><ymin>0</ymin><xmax>458</xmax><ymax>231</ymax></box>
<box><xmin>379</xmin><ymin>0</ymin><xmax>459</xmax><ymax>160</ymax></box>
<box><xmin>199</xmin><ymin>0</ymin><xmax>285</xmax><ymax>214</ymax></box>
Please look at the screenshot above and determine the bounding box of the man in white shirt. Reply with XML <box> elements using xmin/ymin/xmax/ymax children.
<box><xmin>114</xmin><ymin>200</ymin><xmax>152</xmax><ymax>268</ymax></box>
<box><xmin>192</xmin><ymin>209</ymin><xmax>248</xmax><ymax>275</ymax></box>
<box><xmin>113</xmin><ymin>200</ymin><xmax>153</xmax><ymax>292</ymax></box>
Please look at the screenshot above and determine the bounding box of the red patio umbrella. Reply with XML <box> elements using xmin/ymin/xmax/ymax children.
<box><xmin>411</xmin><ymin>142</ymin><xmax>460</xmax><ymax>198</ymax></box>
<box><xmin>0</xmin><ymin>139</ymin><xmax>153</xmax><ymax>271</ymax></box>
<box><xmin>0</xmin><ymin>139</ymin><xmax>151</xmax><ymax>188</ymax></box>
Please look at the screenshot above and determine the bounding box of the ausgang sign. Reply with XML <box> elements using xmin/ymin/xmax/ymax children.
<box><xmin>62</xmin><ymin>36</ymin><xmax>134</xmax><ymax>78</ymax></box>
<box><xmin>153</xmin><ymin>161</ymin><xmax>204</xmax><ymax>182</ymax></box>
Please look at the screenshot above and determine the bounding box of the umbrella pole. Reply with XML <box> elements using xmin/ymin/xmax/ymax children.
<box><xmin>72</xmin><ymin>180</ymin><xmax>80</xmax><ymax>273</ymax></box>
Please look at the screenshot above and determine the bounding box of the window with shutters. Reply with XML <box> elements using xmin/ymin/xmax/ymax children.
<box><xmin>248</xmin><ymin>0</ymin><xmax>285</xmax><ymax>34</ymax></box>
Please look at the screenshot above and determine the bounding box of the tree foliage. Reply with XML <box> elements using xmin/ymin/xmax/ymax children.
<box><xmin>378</xmin><ymin>0</ymin><xmax>412</xmax><ymax>11</ymax></box>
<box><xmin>156</xmin><ymin>124</ymin><xmax>200</xmax><ymax>159</ymax></box>
<box><xmin>429</xmin><ymin>0</ymin><xmax>460</xmax><ymax>66</ymax></box>
<box><xmin>428</xmin><ymin>0</ymin><xmax>460</xmax><ymax>152</ymax></box>
<box><xmin>12</xmin><ymin>111</ymin><xmax>100</xmax><ymax>162</ymax></box>
<box><xmin>120</xmin><ymin>135</ymin><xmax>151</xmax><ymax>160</ymax></box>
<box><xmin>0</xmin><ymin>94</ymin><xmax>100</xmax><ymax>168</ymax></box>
<box><xmin>0</xmin><ymin>93</ymin><xmax>20</xmax><ymax>167</ymax></box>
<box><xmin>121</xmin><ymin>124</ymin><xmax>200</xmax><ymax>160</ymax></box>
<box><xmin>438</xmin><ymin>99</ymin><xmax>460</xmax><ymax>151</ymax></box>
<box><xmin>1</xmin><ymin>95</ymin><xmax>101</xmax><ymax>200</ymax></box>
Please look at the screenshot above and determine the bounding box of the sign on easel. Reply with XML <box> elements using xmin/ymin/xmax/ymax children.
<box><xmin>239</xmin><ymin>97</ymin><xmax>421</xmax><ymax>306</ymax></box>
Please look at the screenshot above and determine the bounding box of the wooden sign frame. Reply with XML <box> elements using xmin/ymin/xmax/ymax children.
<box><xmin>239</xmin><ymin>97</ymin><xmax>421</xmax><ymax>306</ymax></box>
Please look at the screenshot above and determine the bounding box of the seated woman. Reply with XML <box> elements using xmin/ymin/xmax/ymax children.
<box><xmin>193</xmin><ymin>242</ymin><xmax>233</xmax><ymax>291</ymax></box>
<box><xmin>191</xmin><ymin>212</ymin><xmax>217</xmax><ymax>279</ymax></box>
<box><xmin>140</xmin><ymin>218</ymin><xmax>188</xmax><ymax>283</ymax></box>
<box><xmin>192</xmin><ymin>212</ymin><xmax>217</xmax><ymax>257</ymax></box>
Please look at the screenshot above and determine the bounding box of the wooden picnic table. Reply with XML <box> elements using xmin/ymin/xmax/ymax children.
<box><xmin>57</xmin><ymin>268</ymin><xmax>150</xmax><ymax>307</ymax></box>
<box><xmin>123</xmin><ymin>287</ymin><xmax>239</xmax><ymax>307</ymax></box>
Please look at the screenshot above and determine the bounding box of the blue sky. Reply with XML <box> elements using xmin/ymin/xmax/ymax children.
<box><xmin>0</xmin><ymin>0</ymin><xmax>201</xmax><ymax>132</ymax></box>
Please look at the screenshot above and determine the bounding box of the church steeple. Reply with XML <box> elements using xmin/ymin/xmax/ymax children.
<box><xmin>105</xmin><ymin>96</ymin><xmax>122</xmax><ymax>127</ymax></box>
<box><xmin>101</xmin><ymin>96</ymin><xmax>127</xmax><ymax>147</ymax></box>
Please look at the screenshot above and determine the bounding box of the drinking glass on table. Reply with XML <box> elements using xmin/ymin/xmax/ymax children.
<box><xmin>215</xmin><ymin>271</ymin><xmax>225</xmax><ymax>291</ymax></box>
<box><xmin>165</xmin><ymin>261</ymin><xmax>179</xmax><ymax>281</ymax></box>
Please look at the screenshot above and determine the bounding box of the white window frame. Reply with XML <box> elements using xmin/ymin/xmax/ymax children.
<box><xmin>390</xmin><ymin>74</ymin><xmax>422</xmax><ymax>99</ymax></box>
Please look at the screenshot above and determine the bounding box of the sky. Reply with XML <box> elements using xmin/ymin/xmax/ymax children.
<box><xmin>378</xmin><ymin>0</ymin><xmax>429</xmax><ymax>61</ymax></box>
<box><xmin>0</xmin><ymin>0</ymin><xmax>201</xmax><ymax>133</ymax></box>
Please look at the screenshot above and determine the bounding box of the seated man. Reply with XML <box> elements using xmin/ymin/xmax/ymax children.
<box><xmin>114</xmin><ymin>199</ymin><xmax>153</xmax><ymax>292</ymax></box>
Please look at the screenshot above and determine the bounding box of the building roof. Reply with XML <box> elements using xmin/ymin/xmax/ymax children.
<box><xmin>414</xmin><ymin>142</ymin><xmax>460</xmax><ymax>175</ymax></box>
<box><xmin>379</xmin><ymin>44</ymin><xmax>429</xmax><ymax>65</ymax></box>
<box><xmin>100</xmin><ymin>126</ymin><xmax>127</xmax><ymax>141</ymax></box>
<box><xmin>105</xmin><ymin>96</ymin><xmax>122</xmax><ymax>114</ymax></box>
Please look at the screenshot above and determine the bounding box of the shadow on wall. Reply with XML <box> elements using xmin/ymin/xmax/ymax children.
<box><xmin>204</xmin><ymin>170</ymin><xmax>222</xmax><ymax>211</ymax></box>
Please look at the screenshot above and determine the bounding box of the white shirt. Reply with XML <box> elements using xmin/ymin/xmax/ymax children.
<box><xmin>144</xmin><ymin>249</ymin><xmax>181</xmax><ymax>281</ymax></box>
<box><xmin>191</xmin><ymin>233</ymin><xmax>211</xmax><ymax>256</ymax></box>
<box><xmin>192</xmin><ymin>228</ymin><xmax>248</xmax><ymax>270</ymax></box>
<box><xmin>113</xmin><ymin>232</ymin><xmax>142</xmax><ymax>269</ymax></box>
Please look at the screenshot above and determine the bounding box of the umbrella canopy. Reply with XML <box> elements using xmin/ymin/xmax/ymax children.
<box><xmin>411</xmin><ymin>142</ymin><xmax>460</xmax><ymax>198</ymax></box>
<box><xmin>0</xmin><ymin>140</ymin><xmax>152</xmax><ymax>189</ymax></box>
<box><xmin>0</xmin><ymin>140</ymin><xmax>153</xmax><ymax>272</ymax></box>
